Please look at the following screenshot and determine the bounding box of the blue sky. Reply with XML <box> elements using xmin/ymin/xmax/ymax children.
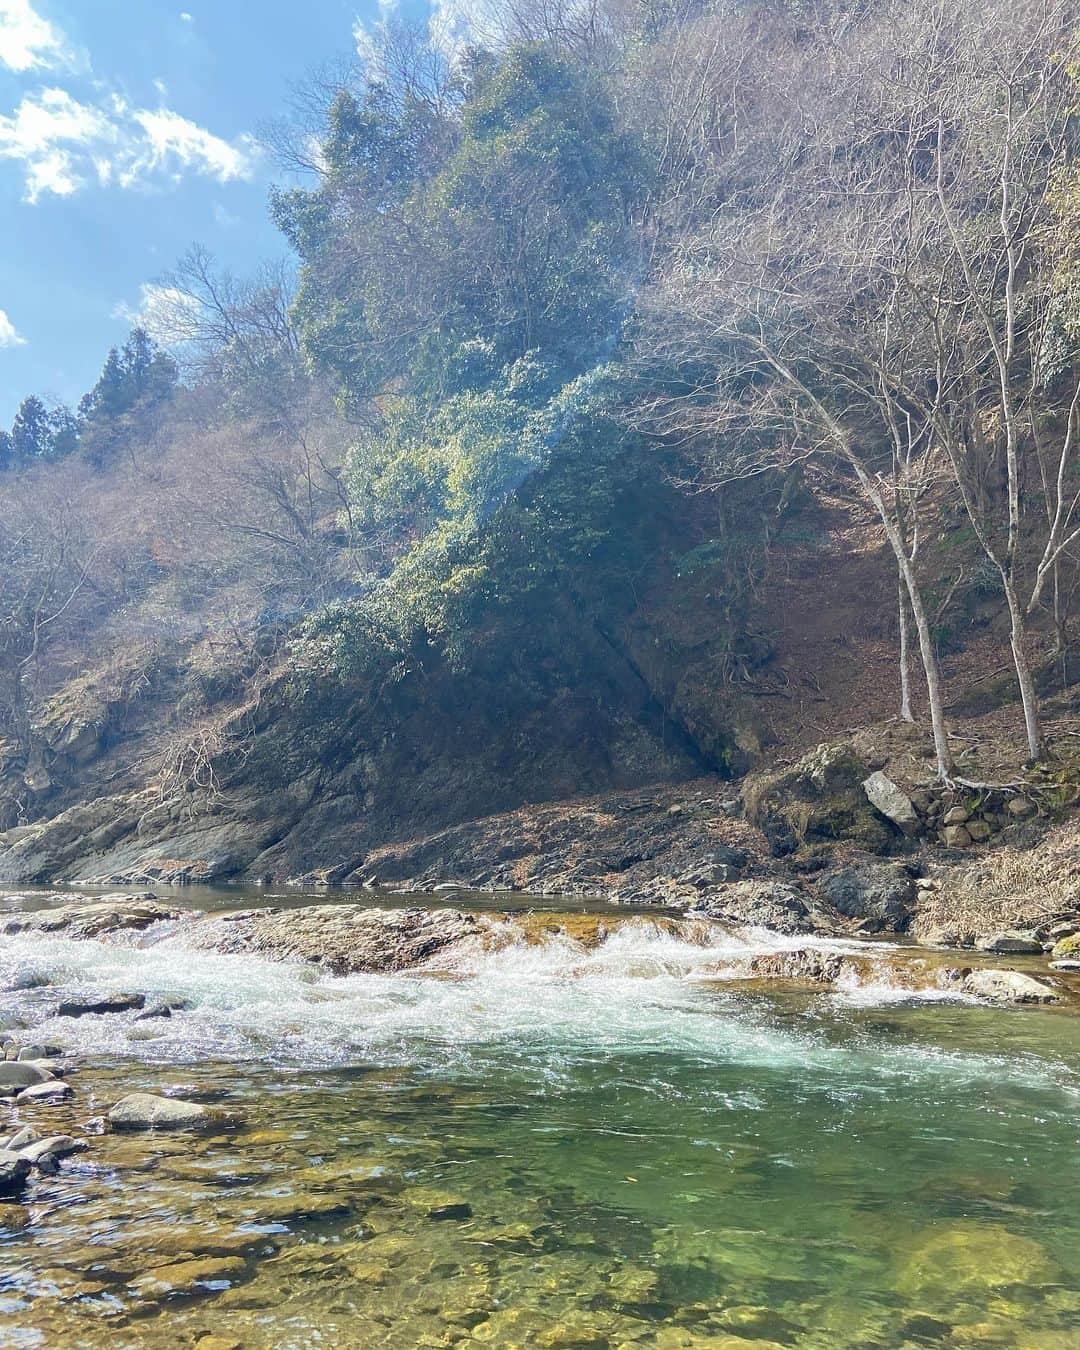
<box><xmin>0</xmin><ymin>0</ymin><xmax>460</xmax><ymax>424</ymax></box>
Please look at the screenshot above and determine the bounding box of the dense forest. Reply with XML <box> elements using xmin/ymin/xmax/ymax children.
<box><xmin>2</xmin><ymin>0</ymin><xmax>1079</xmax><ymax>850</ymax></box>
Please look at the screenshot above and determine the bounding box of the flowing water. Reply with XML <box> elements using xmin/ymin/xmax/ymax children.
<box><xmin>0</xmin><ymin>886</ymin><xmax>1078</xmax><ymax>1348</ymax></box>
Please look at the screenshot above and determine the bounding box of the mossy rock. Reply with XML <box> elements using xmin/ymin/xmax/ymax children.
<box><xmin>1051</xmin><ymin>932</ymin><xmax>1080</xmax><ymax>961</ymax></box>
<box><xmin>742</xmin><ymin>741</ymin><xmax>895</xmax><ymax>856</ymax></box>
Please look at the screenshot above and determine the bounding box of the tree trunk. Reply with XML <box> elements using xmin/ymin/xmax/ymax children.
<box><xmin>848</xmin><ymin>461</ymin><xmax>955</xmax><ymax>777</ymax></box>
<box><xmin>1001</xmin><ymin>570</ymin><xmax>1044</xmax><ymax>763</ymax></box>
<box><xmin>897</xmin><ymin>574</ymin><xmax>914</xmax><ymax>723</ymax></box>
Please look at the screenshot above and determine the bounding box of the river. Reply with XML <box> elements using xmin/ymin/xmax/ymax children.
<box><xmin>0</xmin><ymin>885</ymin><xmax>1077</xmax><ymax>1347</ymax></box>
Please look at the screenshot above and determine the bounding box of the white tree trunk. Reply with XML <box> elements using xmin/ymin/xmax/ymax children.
<box><xmin>1001</xmin><ymin>570</ymin><xmax>1044</xmax><ymax>763</ymax></box>
<box><xmin>897</xmin><ymin>574</ymin><xmax>915</xmax><ymax>723</ymax></box>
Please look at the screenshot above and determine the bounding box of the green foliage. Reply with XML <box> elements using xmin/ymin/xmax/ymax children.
<box><xmin>77</xmin><ymin>327</ymin><xmax>178</xmax><ymax>466</ymax></box>
<box><xmin>274</xmin><ymin>43</ymin><xmax>648</xmax><ymax>407</ymax></box>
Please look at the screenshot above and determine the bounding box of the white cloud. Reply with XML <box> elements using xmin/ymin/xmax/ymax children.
<box><xmin>180</xmin><ymin>11</ymin><xmax>193</xmax><ymax>21</ymax></box>
<box><xmin>0</xmin><ymin>0</ymin><xmax>78</xmax><ymax>73</ymax></box>
<box><xmin>111</xmin><ymin>282</ymin><xmax>196</xmax><ymax>342</ymax></box>
<box><xmin>0</xmin><ymin>307</ymin><xmax>26</xmax><ymax>347</ymax></box>
<box><xmin>127</xmin><ymin>107</ymin><xmax>256</xmax><ymax>185</ymax></box>
<box><xmin>0</xmin><ymin>86</ymin><xmax>258</xmax><ymax>202</ymax></box>
<box><xmin>427</xmin><ymin>0</ymin><xmax>492</xmax><ymax>62</ymax></box>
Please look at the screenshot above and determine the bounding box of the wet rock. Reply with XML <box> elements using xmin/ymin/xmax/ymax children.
<box><xmin>17</xmin><ymin>1080</ymin><xmax>74</xmax><ymax>1105</ymax></box>
<box><xmin>129</xmin><ymin>1255</ymin><xmax>248</xmax><ymax>1301</ymax></box>
<box><xmin>16</xmin><ymin>1043</ymin><xmax>62</xmax><ymax>1060</ymax></box>
<box><xmin>962</xmin><ymin>969</ymin><xmax>1061</xmax><ymax>1004</ymax></box>
<box><xmin>1050</xmin><ymin>958</ymin><xmax>1080</xmax><ymax>972</ymax></box>
<box><xmin>975</xmin><ymin>932</ymin><xmax>1043</xmax><ymax>955</ymax></box>
<box><xmin>687</xmin><ymin>880</ymin><xmax>825</xmax><ymax>935</ymax></box>
<box><xmin>749</xmin><ymin>948</ymin><xmax>848</xmax><ymax>984</ymax></box>
<box><xmin>1</xmin><ymin>897</ymin><xmax>180</xmax><ymax>941</ymax></box>
<box><xmin>18</xmin><ymin>1135</ymin><xmax>87</xmax><ymax>1169</ymax></box>
<box><xmin>1051</xmin><ymin>932</ymin><xmax>1080</xmax><ymax>961</ymax></box>
<box><xmin>108</xmin><ymin>1092</ymin><xmax>221</xmax><ymax>1130</ymax></box>
<box><xmin>862</xmin><ymin>772</ymin><xmax>920</xmax><ymax>836</ymax></box>
<box><xmin>816</xmin><ymin>862</ymin><xmax>917</xmax><ymax>932</ymax></box>
<box><xmin>0</xmin><ymin>1060</ymin><xmax>54</xmax><ymax>1092</ymax></box>
<box><xmin>0</xmin><ymin>1150</ymin><xmax>31</xmax><ymax>1196</ymax></box>
<box><xmin>188</xmin><ymin>904</ymin><xmax>481</xmax><ymax>974</ymax></box>
<box><xmin>57</xmin><ymin>991</ymin><xmax>145</xmax><ymax>1017</ymax></box>
<box><xmin>1</xmin><ymin>1127</ymin><xmax>38</xmax><ymax>1151</ymax></box>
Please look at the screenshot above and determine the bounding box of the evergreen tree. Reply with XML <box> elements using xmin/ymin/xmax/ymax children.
<box><xmin>11</xmin><ymin>396</ymin><xmax>52</xmax><ymax>460</ymax></box>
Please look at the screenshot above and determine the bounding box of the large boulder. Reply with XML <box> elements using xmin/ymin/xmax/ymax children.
<box><xmin>862</xmin><ymin>772</ymin><xmax>920</xmax><ymax>837</ymax></box>
<box><xmin>0</xmin><ymin>1061</ymin><xmax>54</xmax><ymax>1093</ymax></box>
<box><xmin>742</xmin><ymin>741</ymin><xmax>896</xmax><ymax>857</ymax></box>
<box><xmin>2</xmin><ymin>897</ymin><xmax>179</xmax><ymax>941</ymax></box>
<box><xmin>108</xmin><ymin>1092</ymin><xmax>242</xmax><ymax>1132</ymax></box>
<box><xmin>187</xmin><ymin>905</ymin><xmax>481</xmax><ymax>975</ymax></box>
<box><xmin>816</xmin><ymin>862</ymin><xmax>918</xmax><ymax>932</ymax></box>
<box><xmin>962</xmin><ymin>969</ymin><xmax>1061</xmax><ymax>1004</ymax></box>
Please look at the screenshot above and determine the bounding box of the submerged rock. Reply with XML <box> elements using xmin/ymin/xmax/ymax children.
<box><xmin>962</xmin><ymin>969</ymin><xmax>1061</xmax><ymax>1004</ymax></box>
<box><xmin>129</xmin><ymin>1255</ymin><xmax>248</xmax><ymax>1300</ymax></box>
<box><xmin>108</xmin><ymin>1092</ymin><xmax>227</xmax><ymax>1131</ymax></box>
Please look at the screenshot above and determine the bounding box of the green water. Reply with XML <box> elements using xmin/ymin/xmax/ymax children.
<box><xmin>0</xmin><ymin>898</ymin><xmax>1078</xmax><ymax>1347</ymax></box>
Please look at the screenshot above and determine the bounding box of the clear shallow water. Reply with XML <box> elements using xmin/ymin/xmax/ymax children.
<box><xmin>1</xmin><ymin>891</ymin><xmax>1078</xmax><ymax>1347</ymax></box>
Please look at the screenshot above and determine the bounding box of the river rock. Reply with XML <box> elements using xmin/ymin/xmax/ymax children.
<box><xmin>0</xmin><ymin>1150</ymin><xmax>31</xmax><ymax>1196</ymax></box>
<box><xmin>1</xmin><ymin>897</ymin><xmax>180</xmax><ymax>941</ymax></box>
<box><xmin>17</xmin><ymin>1079</ymin><xmax>74</xmax><ymax>1105</ymax></box>
<box><xmin>975</xmin><ymin>931</ymin><xmax>1043</xmax><ymax>955</ymax></box>
<box><xmin>1</xmin><ymin>1128</ymin><xmax>37</xmax><ymax>1151</ymax></box>
<box><xmin>1051</xmin><ymin>932</ymin><xmax>1080</xmax><ymax>961</ymax></box>
<box><xmin>57</xmin><ymin>991</ymin><xmax>145</xmax><ymax>1017</ymax></box>
<box><xmin>108</xmin><ymin>1092</ymin><xmax>236</xmax><ymax>1131</ymax></box>
<box><xmin>187</xmin><ymin>904</ymin><xmax>482</xmax><ymax>974</ymax></box>
<box><xmin>687</xmin><ymin>880</ymin><xmax>825</xmax><ymax>934</ymax></box>
<box><xmin>862</xmin><ymin>772</ymin><xmax>920</xmax><ymax>836</ymax></box>
<box><xmin>0</xmin><ymin>1061</ymin><xmax>54</xmax><ymax>1092</ymax></box>
<box><xmin>16</xmin><ymin>1043</ymin><xmax>62</xmax><ymax>1060</ymax></box>
<box><xmin>942</xmin><ymin>824</ymin><xmax>972</xmax><ymax>847</ymax></box>
<box><xmin>18</xmin><ymin>1135</ymin><xmax>87</xmax><ymax>1169</ymax></box>
<box><xmin>962</xmin><ymin>969</ymin><xmax>1061</xmax><ymax>1004</ymax></box>
<box><xmin>749</xmin><ymin>948</ymin><xmax>847</xmax><ymax>984</ymax></box>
